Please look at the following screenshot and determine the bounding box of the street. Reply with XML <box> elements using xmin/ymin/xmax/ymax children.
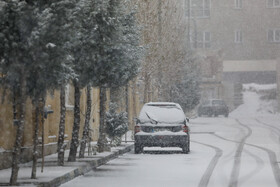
<box><xmin>61</xmin><ymin>116</ymin><xmax>280</xmax><ymax>187</ymax></box>
<box><xmin>62</xmin><ymin>90</ymin><xmax>280</xmax><ymax>187</ymax></box>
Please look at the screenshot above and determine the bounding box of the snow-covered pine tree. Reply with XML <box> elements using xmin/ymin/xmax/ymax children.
<box><xmin>64</xmin><ymin>0</ymin><xmax>143</xmax><ymax>156</ymax></box>
<box><xmin>171</xmin><ymin>50</ymin><xmax>201</xmax><ymax>112</ymax></box>
<box><xmin>0</xmin><ymin>0</ymin><xmax>75</xmax><ymax>181</ymax></box>
<box><xmin>31</xmin><ymin>0</ymin><xmax>76</xmax><ymax>168</ymax></box>
<box><xmin>66</xmin><ymin>0</ymin><xmax>100</xmax><ymax>161</ymax></box>
<box><xmin>37</xmin><ymin>0</ymin><xmax>78</xmax><ymax>165</ymax></box>
<box><xmin>0</xmin><ymin>1</ymin><xmax>34</xmax><ymax>184</ymax></box>
<box><xmin>92</xmin><ymin>0</ymin><xmax>143</xmax><ymax>152</ymax></box>
<box><xmin>105</xmin><ymin>103</ymin><xmax>128</xmax><ymax>146</ymax></box>
<box><xmin>23</xmin><ymin>0</ymin><xmax>76</xmax><ymax>175</ymax></box>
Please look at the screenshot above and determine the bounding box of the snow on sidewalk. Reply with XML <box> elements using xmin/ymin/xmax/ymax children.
<box><xmin>0</xmin><ymin>143</ymin><xmax>133</xmax><ymax>186</ymax></box>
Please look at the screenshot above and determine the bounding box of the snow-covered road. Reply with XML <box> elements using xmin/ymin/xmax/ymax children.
<box><xmin>62</xmin><ymin>87</ymin><xmax>280</xmax><ymax>187</ymax></box>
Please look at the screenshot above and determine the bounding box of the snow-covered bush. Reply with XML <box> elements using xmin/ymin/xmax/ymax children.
<box><xmin>105</xmin><ymin>103</ymin><xmax>128</xmax><ymax>146</ymax></box>
<box><xmin>242</xmin><ymin>83</ymin><xmax>277</xmax><ymax>114</ymax></box>
<box><xmin>243</xmin><ymin>83</ymin><xmax>276</xmax><ymax>101</ymax></box>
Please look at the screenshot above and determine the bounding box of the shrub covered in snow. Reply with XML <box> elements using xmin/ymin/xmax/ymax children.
<box><xmin>241</xmin><ymin>83</ymin><xmax>277</xmax><ymax>114</ymax></box>
<box><xmin>105</xmin><ymin>103</ymin><xmax>128</xmax><ymax>146</ymax></box>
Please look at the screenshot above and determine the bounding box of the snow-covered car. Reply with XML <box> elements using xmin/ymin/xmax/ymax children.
<box><xmin>197</xmin><ymin>99</ymin><xmax>229</xmax><ymax>117</ymax></box>
<box><xmin>134</xmin><ymin>102</ymin><xmax>190</xmax><ymax>154</ymax></box>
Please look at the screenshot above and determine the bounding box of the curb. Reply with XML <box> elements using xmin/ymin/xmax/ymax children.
<box><xmin>38</xmin><ymin>144</ymin><xmax>134</xmax><ymax>187</ymax></box>
<box><xmin>0</xmin><ymin>144</ymin><xmax>134</xmax><ymax>187</ymax></box>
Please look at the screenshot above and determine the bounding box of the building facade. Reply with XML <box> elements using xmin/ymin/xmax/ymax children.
<box><xmin>186</xmin><ymin>0</ymin><xmax>280</xmax><ymax>107</ymax></box>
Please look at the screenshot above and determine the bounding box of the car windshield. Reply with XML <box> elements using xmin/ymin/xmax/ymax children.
<box><xmin>138</xmin><ymin>104</ymin><xmax>185</xmax><ymax>124</ymax></box>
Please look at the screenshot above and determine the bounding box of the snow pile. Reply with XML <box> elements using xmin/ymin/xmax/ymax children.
<box><xmin>243</xmin><ymin>83</ymin><xmax>276</xmax><ymax>92</ymax></box>
<box><xmin>231</xmin><ymin>83</ymin><xmax>278</xmax><ymax>117</ymax></box>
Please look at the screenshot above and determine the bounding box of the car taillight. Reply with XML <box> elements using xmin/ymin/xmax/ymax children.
<box><xmin>182</xmin><ymin>125</ymin><xmax>188</xmax><ymax>133</ymax></box>
<box><xmin>135</xmin><ymin>125</ymin><xmax>141</xmax><ymax>133</ymax></box>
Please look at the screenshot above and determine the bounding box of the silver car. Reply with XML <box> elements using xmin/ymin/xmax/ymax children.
<box><xmin>134</xmin><ymin>102</ymin><xmax>190</xmax><ymax>154</ymax></box>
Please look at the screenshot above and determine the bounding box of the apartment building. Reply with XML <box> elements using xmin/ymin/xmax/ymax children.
<box><xmin>185</xmin><ymin>0</ymin><xmax>280</xmax><ymax>107</ymax></box>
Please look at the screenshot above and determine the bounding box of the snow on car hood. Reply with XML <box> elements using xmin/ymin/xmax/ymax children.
<box><xmin>138</xmin><ymin>104</ymin><xmax>186</xmax><ymax>124</ymax></box>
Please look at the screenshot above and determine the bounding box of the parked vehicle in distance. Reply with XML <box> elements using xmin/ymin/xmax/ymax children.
<box><xmin>197</xmin><ymin>99</ymin><xmax>229</xmax><ymax>117</ymax></box>
<box><xmin>134</xmin><ymin>102</ymin><xmax>190</xmax><ymax>154</ymax></box>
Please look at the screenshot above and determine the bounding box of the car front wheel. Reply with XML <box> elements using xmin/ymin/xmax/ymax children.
<box><xmin>135</xmin><ymin>144</ymin><xmax>143</xmax><ymax>154</ymax></box>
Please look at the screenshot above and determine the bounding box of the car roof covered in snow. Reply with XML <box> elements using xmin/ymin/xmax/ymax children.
<box><xmin>138</xmin><ymin>102</ymin><xmax>186</xmax><ymax>124</ymax></box>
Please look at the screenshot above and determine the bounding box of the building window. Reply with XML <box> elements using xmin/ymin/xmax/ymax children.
<box><xmin>235</xmin><ymin>0</ymin><xmax>242</xmax><ymax>9</ymax></box>
<box><xmin>235</xmin><ymin>30</ymin><xmax>242</xmax><ymax>43</ymax></box>
<box><xmin>267</xmin><ymin>0</ymin><xmax>280</xmax><ymax>8</ymax></box>
<box><xmin>268</xmin><ymin>29</ymin><xmax>280</xmax><ymax>42</ymax></box>
<box><xmin>186</xmin><ymin>0</ymin><xmax>211</xmax><ymax>18</ymax></box>
<box><xmin>190</xmin><ymin>31</ymin><xmax>211</xmax><ymax>48</ymax></box>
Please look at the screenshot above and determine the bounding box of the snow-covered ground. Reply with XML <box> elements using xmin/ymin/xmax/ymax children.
<box><xmin>61</xmin><ymin>83</ymin><xmax>280</xmax><ymax>187</ymax></box>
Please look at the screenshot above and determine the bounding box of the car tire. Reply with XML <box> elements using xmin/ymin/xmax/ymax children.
<box><xmin>135</xmin><ymin>144</ymin><xmax>143</xmax><ymax>154</ymax></box>
<box><xmin>182</xmin><ymin>144</ymin><xmax>189</xmax><ymax>154</ymax></box>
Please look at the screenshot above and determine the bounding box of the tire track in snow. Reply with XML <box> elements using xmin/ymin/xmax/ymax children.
<box><xmin>212</xmin><ymin>134</ymin><xmax>265</xmax><ymax>186</ymax></box>
<box><xmin>237</xmin><ymin>149</ymin><xmax>265</xmax><ymax>185</ymax></box>
<box><xmin>245</xmin><ymin>143</ymin><xmax>280</xmax><ymax>187</ymax></box>
<box><xmin>253</xmin><ymin>119</ymin><xmax>280</xmax><ymax>187</ymax></box>
<box><xmin>191</xmin><ymin>140</ymin><xmax>223</xmax><ymax>187</ymax></box>
<box><xmin>255</xmin><ymin>119</ymin><xmax>280</xmax><ymax>131</ymax></box>
<box><xmin>255</xmin><ymin>118</ymin><xmax>280</xmax><ymax>143</ymax></box>
<box><xmin>228</xmin><ymin>119</ymin><xmax>252</xmax><ymax>187</ymax></box>
<box><xmin>229</xmin><ymin>119</ymin><xmax>280</xmax><ymax>187</ymax></box>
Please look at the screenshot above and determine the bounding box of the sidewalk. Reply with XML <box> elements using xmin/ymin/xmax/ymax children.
<box><xmin>0</xmin><ymin>143</ymin><xmax>134</xmax><ymax>187</ymax></box>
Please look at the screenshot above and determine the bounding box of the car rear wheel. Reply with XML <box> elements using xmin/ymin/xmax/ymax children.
<box><xmin>135</xmin><ymin>144</ymin><xmax>143</xmax><ymax>154</ymax></box>
<box><xmin>182</xmin><ymin>144</ymin><xmax>189</xmax><ymax>154</ymax></box>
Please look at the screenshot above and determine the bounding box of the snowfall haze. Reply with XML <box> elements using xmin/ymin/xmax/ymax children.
<box><xmin>0</xmin><ymin>0</ymin><xmax>280</xmax><ymax>187</ymax></box>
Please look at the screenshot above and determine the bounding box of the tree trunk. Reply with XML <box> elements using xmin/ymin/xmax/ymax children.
<box><xmin>40</xmin><ymin>98</ymin><xmax>46</xmax><ymax>173</ymax></box>
<box><xmin>144</xmin><ymin>73</ymin><xmax>150</xmax><ymax>103</ymax></box>
<box><xmin>79</xmin><ymin>85</ymin><xmax>92</xmax><ymax>158</ymax></box>
<box><xmin>68</xmin><ymin>80</ymin><xmax>81</xmax><ymax>162</ymax></box>
<box><xmin>97</xmin><ymin>87</ymin><xmax>107</xmax><ymax>152</ymax></box>
<box><xmin>31</xmin><ymin>98</ymin><xmax>40</xmax><ymax>179</ymax></box>
<box><xmin>125</xmin><ymin>84</ymin><xmax>129</xmax><ymax>142</ymax></box>
<box><xmin>10</xmin><ymin>73</ymin><xmax>26</xmax><ymax>185</ymax></box>
<box><xmin>57</xmin><ymin>85</ymin><xmax>66</xmax><ymax>166</ymax></box>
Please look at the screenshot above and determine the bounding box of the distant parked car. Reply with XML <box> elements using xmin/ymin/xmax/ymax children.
<box><xmin>134</xmin><ymin>102</ymin><xmax>190</xmax><ymax>154</ymax></box>
<box><xmin>197</xmin><ymin>99</ymin><xmax>229</xmax><ymax>117</ymax></box>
